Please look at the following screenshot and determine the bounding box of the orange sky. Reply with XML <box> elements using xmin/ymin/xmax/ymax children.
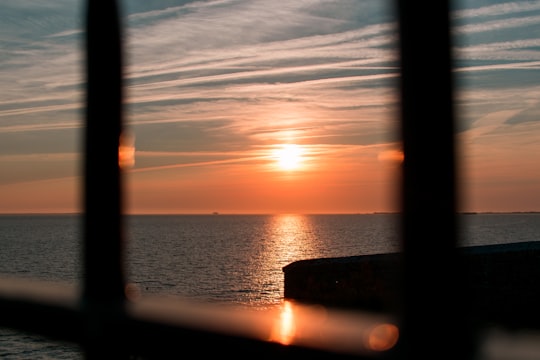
<box><xmin>122</xmin><ymin>144</ymin><xmax>403</xmax><ymax>214</ymax></box>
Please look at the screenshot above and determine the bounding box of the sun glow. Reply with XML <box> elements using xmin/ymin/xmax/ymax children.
<box><xmin>274</xmin><ymin>144</ymin><xmax>304</xmax><ymax>171</ymax></box>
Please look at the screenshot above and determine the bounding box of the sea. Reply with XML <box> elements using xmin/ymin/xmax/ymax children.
<box><xmin>1</xmin><ymin>212</ymin><xmax>539</xmax><ymax>359</ymax></box>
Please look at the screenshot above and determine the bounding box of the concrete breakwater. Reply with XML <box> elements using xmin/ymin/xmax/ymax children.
<box><xmin>283</xmin><ymin>241</ymin><xmax>540</xmax><ymax>328</ymax></box>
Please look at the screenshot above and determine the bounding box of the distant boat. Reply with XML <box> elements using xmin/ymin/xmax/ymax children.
<box><xmin>212</xmin><ymin>212</ymin><xmax>219</xmax><ymax>215</ymax></box>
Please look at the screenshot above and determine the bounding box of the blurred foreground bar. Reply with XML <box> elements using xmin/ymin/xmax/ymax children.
<box><xmin>0</xmin><ymin>276</ymin><xmax>398</xmax><ymax>359</ymax></box>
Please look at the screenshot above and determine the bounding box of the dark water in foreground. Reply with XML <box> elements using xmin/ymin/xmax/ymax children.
<box><xmin>1</xmin><ymin>213</ymin><xmax>539</xmax><ymax>358</ymax></box>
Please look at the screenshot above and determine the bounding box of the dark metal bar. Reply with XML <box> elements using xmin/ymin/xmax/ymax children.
<box><xmin>396</xmin><ymin>1</ymin><xmax>475</xmax><ymax>359</ymax></box>
<box><xmin>83</xmin><ymin>0</ymin><xmax>126</xmax><ymax>357</ymax></box>
<box><xmin>83</xmin><ymin>0</ymin><xmax>125</xmax><ymax>303</ymax></box>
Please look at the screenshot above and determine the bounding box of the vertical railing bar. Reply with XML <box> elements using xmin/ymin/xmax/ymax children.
<box><xmin>83</xmin><ymin>0</ymin><xmax>126</xmax><ymax>357</ymax></box>
<box><xmin>396</xmin><ymin>0</ymin><xmax>475</xmax><ymax>359</ymax></box>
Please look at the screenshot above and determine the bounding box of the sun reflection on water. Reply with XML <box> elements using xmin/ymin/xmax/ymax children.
<box><xmin>264</xmin><ymin>214</ymin><xmax>320</xmax><ymax>264</ymax></box>
<box><xmin>254</xmin><ymin>214</ymin><xmax>321</xmax><ymax>306</ymax></box>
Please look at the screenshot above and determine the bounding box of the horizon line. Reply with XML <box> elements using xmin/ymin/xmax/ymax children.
<box><xmin>1</xmin><ymin>211</ymin><xmax>540</xmax><ymax>216</ymax></box>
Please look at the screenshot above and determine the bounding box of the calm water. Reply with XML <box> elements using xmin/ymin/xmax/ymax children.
<box><xmin>1</xmin><ymin>213</ymin><xmax>539</xmax><ymax>358</ymax></box>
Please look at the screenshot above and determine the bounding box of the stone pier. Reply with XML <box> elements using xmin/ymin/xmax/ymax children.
<box><xmin>283</xmin><ymin>241</ymin><xmax>540</xmax><ymax>328</ymax></box>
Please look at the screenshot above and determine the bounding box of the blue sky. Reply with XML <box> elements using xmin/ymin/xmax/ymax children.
<box><xmin>1</xmin><ymin>0</ymin><xmax>539</xmax><ymax>214</ymax></box>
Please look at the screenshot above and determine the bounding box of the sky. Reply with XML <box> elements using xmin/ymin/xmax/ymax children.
<box><xmin>0</xmin><ymin>0</ymin><xmax>539</xmax><ymax>214</ymax></box>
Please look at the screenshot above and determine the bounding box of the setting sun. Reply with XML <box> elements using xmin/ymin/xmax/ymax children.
<box><xmin>274</xmin><ymin>144</ymin><xmax>304</xmax><ymax>171</ymax></box>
